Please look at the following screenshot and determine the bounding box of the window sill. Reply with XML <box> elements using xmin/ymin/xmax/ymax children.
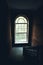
<box><xmin>12</xmin><ymin>43</ymin><xmax>31</xmax><ymax>47</ymax></box>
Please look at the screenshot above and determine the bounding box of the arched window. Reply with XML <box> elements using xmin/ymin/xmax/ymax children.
<box><xmin>14</xmin><ymin>16</ymin><xmax>29</xmax><ymax>44</ymax></box>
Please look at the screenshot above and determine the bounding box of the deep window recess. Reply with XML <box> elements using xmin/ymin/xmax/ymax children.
<box><xmin>14</xmin><ymin>16</ymin><xmax>29</xmax><ymax>44</ymax></box>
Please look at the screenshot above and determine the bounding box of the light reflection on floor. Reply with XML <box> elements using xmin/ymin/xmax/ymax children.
<box><xmin>10</xmin><ymin>47</ymin><xmax>23</xmax><ymax>61</ymax></box>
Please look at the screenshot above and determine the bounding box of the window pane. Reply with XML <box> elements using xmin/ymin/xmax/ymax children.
<box><xmin>15</xmin><ymin>33</ymin><xmax>28</xmax><ymax>43</ymax></box>
<box><xmin>15</xmin><ymin>16</ymin><xmax>27</xmax><ymax>23</ymax></box>
<box><xmin>15</xmin><ymin>24</ymin><xmax>27</xmax><ymax>33</ymax></box>
<box><xmin>15</xmin><ymin>16</ymin><xmax>29</xmax><ymax>44</ymax></box>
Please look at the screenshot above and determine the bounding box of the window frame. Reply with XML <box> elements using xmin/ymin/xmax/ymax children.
<box><xmin>14</xmin><ymin>16</ymin><xmax>29</xmax><ymax>44</ymax></box>
<box><xmin>11</xmin><ymin>14</ymin><xmax>32</xmax><ymax>47</ymax></box>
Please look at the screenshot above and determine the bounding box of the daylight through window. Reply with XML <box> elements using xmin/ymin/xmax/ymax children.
<box><xmin>15</xmin><ymin>16</ymin><xmax>29</xmax><ymax>44</ymax></box>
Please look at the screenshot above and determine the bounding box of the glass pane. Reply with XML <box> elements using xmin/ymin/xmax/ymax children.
<box><xmin>15</xmin><ymin>24</ymin><xmax>27</xmax><ymax>33</ymax></box>
<box><xmin>15</xmin><ymin>33</ymin><xmax>28</xmax><ymax>43</ymax></box>
<box><xmin>15</xmin><ymin>16</ymin><xmax>27</xmax><ymax>23</ymax></box>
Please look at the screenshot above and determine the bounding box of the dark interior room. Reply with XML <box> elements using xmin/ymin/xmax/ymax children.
<box><xmin>0</xmin><ymin>0</ymin><xmax>43</xmax><ymax>65</ymax></box>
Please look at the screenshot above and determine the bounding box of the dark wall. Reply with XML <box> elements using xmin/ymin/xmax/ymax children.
<box><xmin>0</xmin><ymin>0</ymin><xmax>9</xmax><ymax>63</ymax></box>
<box><xmin>32</xmin><ymin>6</ymin><xmax>43</xmax><ymax>46</ymax></box>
